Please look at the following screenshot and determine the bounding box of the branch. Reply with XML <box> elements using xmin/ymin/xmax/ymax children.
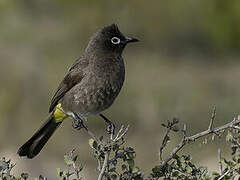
<box><xmin>218</xmin><ymin>148</ymin><xmax>223</xmax><ymax>176</ymax></box>
<box><xmin>95</xmin><ymin>125</ymin><xmax>130</xmax><ymax>179</ymax></box>
<box><xmin>232</xmin><ymin>125</ymin><xmax>240</xmax><ymax>130</ymax></box>
<box><xmin>98</xmin><ymin>150</ymin><xmax>110</xmax><ymax>180</ymax></box>
<box><xmin>113</xmin><ymin>125</ymin><xmax>130</xmax><ymax>142</ymax></box>
<box><xmin>161</xmin><ymin>115</ymin><xmax>240</xmax><ymax>166</ymax></box>
<box><xmin>84</xmin><ymin>128</ymin><xmax>101</xmax><ymax>144</ymax></box>
<box><xmin>58</xmin><ymin>107</ymin><xmax>131</xmax><ymax>179</ymax></box>
<box><xmin>208</xmin><ymin>105</ymin><xmax>216</xmax><ymax>130</ymax></box>
<box><xmin>159</xmin><ymin>118</ymin><xmax>179</xmax><ymax>161</ymax></box>
<box><xmin>217</xmin><ymin>168</ymin><xmax>232</xmax><ymax>180</ymax></box>
<box><xmin>72</xmin><ymin>157</ymin><xmax>81</xmax><ymax>180</ymax></box>
<box><xmin>159</xmin><ymin>128</ymin><xmax>171</xmax><ymax>161</ymax></box>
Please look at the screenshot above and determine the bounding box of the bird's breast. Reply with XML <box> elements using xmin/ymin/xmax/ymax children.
<box><xmin>63</xmin><ymin>59</ymin><xmax>125</xmax><ymax>116</ymax></box>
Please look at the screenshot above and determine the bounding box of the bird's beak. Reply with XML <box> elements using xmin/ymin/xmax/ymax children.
<box><xmin>125</xmin><ymin>37</ymin><xmax>139</xmax><ymax>43</ymax></box>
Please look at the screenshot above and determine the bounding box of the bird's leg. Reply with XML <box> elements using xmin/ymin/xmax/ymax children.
<box><xmin>71</xmin><ymin>113</ymin><xmax>88</xmax><ymax>131</ymax></box>
<box><xmin>99</xmin><ymin>113</ymin><xmax>115</xmax><ymax>135</ymax></box>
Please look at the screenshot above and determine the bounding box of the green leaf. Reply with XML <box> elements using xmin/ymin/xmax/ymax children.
<box><xmin>56</xmin><ymin>168</ymin><xmax>62</xmax><ymax>177</ymax></box>
<box><xmin>211</xmin><ymin>171</ymin><xmax>220</xmax><ymax>177</ymax></box>
<box><xmin>127</xmin><ymin>159</ymin><xmax>135</xmax><ymax>169</ymax></box>
<box><xmin>21</xmin><ymin>173</ymin><xmax>29</xmax><ymax>180</ymax></box>
<box><xmin>111</xmin><ymin>174</ymin><xmax>117</xmax><ymax>179</ymax></box>
<box><xmin>109</xmin><ymin>167</ymin><xmax>116</xmax><ymax>172</ymax></box>
<box><xmin>172</xmin><ymin>171</ymin><xmax>179</xmax><ymax>177</ymax></box>
<box><xmin>181</xmin><ymin>162</ymin><xmax>186</xmax><ymax>169</ymax></box>
<box><xmin>231</xmin><ymin>146</ymin><xmax>237</xmax><ymax>155</ymax></box>
<box><xmin>161</xmin><ymin>123</ymin><xmax>167</xmax><ymax>127</ymax></box>
<box><xmin>122</xmin><ymin>164</ymin><xmax>127</xmax><ymax>171</ymax></box>
<box><xmin>73</xmin><ymin>155</ymin><xmax>78</xmax><ymax>162</ymax></box>
<box><xmin>127</xmin><ymin>152</ymin><xmax>136</xmax><ymax>159</ymax></box>
<box><xmin>64</xmin><ymin>155</ymin><xmax>74</xmax><ymax>166</ymax></box>
<box><xmin>186</xmin><ymin>165</ymin><xmax>193</xmax><ymax>174</ymax></box>
<box><xmin>180</xmin><ymin>156</ymin><xmax>185</xmax><ymax>163</ymax></box>
<box><xmin>0</xmin><ymin>160</ymin><xmax>8</xmax><ymax>171</ymax></box>
<box><xmin>152</xmin><ymin>167</ymin><xmax>160</xmax><ymax>173</ymax></box>
<box><xmin>221</xmin><ymin>158</ymin><xmax>234</xmax><ymax>167</ymax></box>
<box><xmin>172</xmin><ymin>125</ymin><xmax>179</xmax><ymax>132</ymax></box>
<box><xmin>183</xmin><ymin>155</ymin><xmax>191</xmax><ymax>161</ymax></box>
<box><xmin>38</xmin><ymin>175</ymin><xmax>46</xmax><ymax>180</ymax></box>
<box><xmin>88</xmin><ymin>138</ymin><xmax>98</xmax><ymax>150</ymax></box>
<box><xmin>132</xmin><ymin>167</ymin><xmax>140</xmax><ymax>173</ymax></box>
<box><xmin>226</xmin><ymin>133</ymin><xmax>233</xmax><ymax>142</ymax></box>
<box><xmin>5</xmin><ymin>176</ymin><xmax>11</xmax><ymax>180</ymax></box>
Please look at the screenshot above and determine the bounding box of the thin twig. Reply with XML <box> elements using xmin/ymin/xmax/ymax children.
<box><xmin>113</xmin><ymin>125</ymin><xmax>130</xmax><ymax>142</ymax></box>
<box><xmin>84</xmin><ymin>128</ymin><xmax>101</xmax><ymax>144</ymax></box>
<box><xmin>110</xmin><ymin>130</ymin><xmax>114</xmax><ymax>141</ymax></box>
<box><xmin>208</xmin><ymin>105</ymin><xmax>216</xmax><ymax>131</ymax></box>
<box><xmin>97</xmin><ymin>125</ymin><xmax>130</xmax><ymax>179</ymax></box>
<box><xmin>67</xmin><ymin>149</ymin><xmax>82</xmax><ymax>180</ymax></box>
<box><xmin>230</xmin><ymin>136</ymin><xmax>240</xmax><ymax>147</ymax></box>
<box><xmin>97</xmin><ymin>150</ymin><xmax>110</xmax><ymax>180</ymax></box>
<box><xmin>159</xmin><ymin>118</ymin><xmax>181</xmax><ymax>161</ymax></box>
<box><xmin>66</xmin><ymin>166</ymin><xmax>70</xmax><ymax>180</ymax></box>
<box><xmin>161</xmin><ymin>117</ymin><xmax>240</xmax><ymax>166</ymax></box>
<box><xmin>187</xmin><ymin>118</ymin><xmax>239</xmax><ymax>141</ymax></box>
<box><xmin>218</xmin><ymin>148</ymin><xmax>223</xmax><ymax>176</ymax></box>
<box><xmin>97</xmin><ymin>158</ymin><xmax>102</xmax><ymax>172</ymax></box>
<box><xmin>217</xmin><ymin>168</ymin><xmax>232</xmax><ymax>180</ymax></box>
<box><xmin>232</xmin><ymin>125</ymin><xmax>240</xmax><ymax>130</ymax></box>
<box><xmin>114</xmin><ymin>125</ymin><xmax>124</xmax><ymax>141</ymax></box>
<box><xmin>159</xmin><ymin>128</ymin><xmax>171</xmax><ymax>161</ymax></box>
<box><xmin>72</xmin><ymin>159</ymin><xmax>80</xmax><ymax>180</ymax></box>
<box><xmin>182</xmin><ymin>124</ymin><xmax>187</xmax><ymax>139</ymax></box>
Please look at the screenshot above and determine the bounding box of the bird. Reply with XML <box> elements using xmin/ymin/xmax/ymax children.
<box><xmin>17</xmin><ymin>24</ymin><xmax>138</xmax><ymax>159</ymax></box>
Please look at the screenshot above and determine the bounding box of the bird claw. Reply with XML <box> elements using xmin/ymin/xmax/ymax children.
<box><xmin>106</xmin><ymin>121</ymin><xmax>115</xmax><ymax>135</ymax></box>
<box><xmin>99</xmin><ymin>113</ymin><xmax>115</xmax><ymax>135</ymax></box>
<box><xmin>71</xmin><ymin>113</ymin><xmax>88</xmax><ymax>130</ymax></box>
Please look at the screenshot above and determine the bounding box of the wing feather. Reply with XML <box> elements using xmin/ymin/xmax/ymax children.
<box><xmin>48</xmin><ymin>56</ymin><xmax>88</xmax><ymax>112</ymax></box>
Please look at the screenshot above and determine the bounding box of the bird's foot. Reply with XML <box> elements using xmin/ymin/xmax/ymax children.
<box><xmin>71</xmin><ymin>113</ymin><xmax>88</xmax><ymax>130</ymax></box>
<box><xmin>99</xmin><ymin>113</ymin><xmax>115</xmax><ymax>135</ymax></box>
<box><xmin>106</xmin><ymin>121</ymin><xmax>115</xmax><ymax>135</ymax></box>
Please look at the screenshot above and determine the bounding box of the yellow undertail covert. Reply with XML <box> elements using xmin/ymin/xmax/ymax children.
<box><xmin>54</xmin><ymin>103</ymin><xmax>67</xmax><ymax>123</ymax></box>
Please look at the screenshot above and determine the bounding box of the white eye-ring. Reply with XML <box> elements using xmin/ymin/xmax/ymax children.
<box><xmin>111</xmin><ymin>37</ymin><xmax>121</xmax><ymax>45</ymax></box>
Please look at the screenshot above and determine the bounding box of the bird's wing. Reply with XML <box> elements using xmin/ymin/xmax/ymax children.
<box><xmin>49</xmin><ymin>56</ymin><xmax>88</xmax><ymax>112</ymax></box>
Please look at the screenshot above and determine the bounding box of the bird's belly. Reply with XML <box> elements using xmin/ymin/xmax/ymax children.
<box><xmin>62</xmin><ymin>82</ymin><xmax>122</xmax><ymax>116</ymax></box>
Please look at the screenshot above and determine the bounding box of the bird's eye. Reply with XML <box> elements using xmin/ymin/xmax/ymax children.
<box><xmin>111</xmin><ymin>37</ymin><xmax>121</xmax><ymax>45</ymax></box>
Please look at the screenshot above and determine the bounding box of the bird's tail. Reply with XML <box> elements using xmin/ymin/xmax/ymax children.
<box><xmin>18</xmin><ymin>104</ymin><xmax>67</xmax><ymax>159</ymax></box>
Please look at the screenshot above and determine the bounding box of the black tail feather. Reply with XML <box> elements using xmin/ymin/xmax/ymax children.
<box><xmin>18</xmin><ymin>113</ymin><xmax>62</xmax><ymax>159</ymax></box>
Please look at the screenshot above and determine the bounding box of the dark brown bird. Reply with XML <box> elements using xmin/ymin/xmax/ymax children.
<box><xmin>17</xmin><ymin>24</ymin><xmax>138</xmax><ymax>158</ymax></box>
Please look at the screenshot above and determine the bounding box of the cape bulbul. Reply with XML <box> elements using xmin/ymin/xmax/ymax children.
<box><xmin>17</xmin><ymin>24</ymin><xmax>138</xmax><ymax>158</ymax></box>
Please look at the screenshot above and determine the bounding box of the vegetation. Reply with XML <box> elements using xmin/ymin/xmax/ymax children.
<box><xmin>2</xmin><ymin>108</ymin><xmax>240</xmax><ymax>179</ymax></box>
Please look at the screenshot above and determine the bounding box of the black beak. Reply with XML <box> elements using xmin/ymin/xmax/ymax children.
<box><xmin>125</xmin><ymin>37</ymin><xmax>139</xmax><ymax>43</ymax></box>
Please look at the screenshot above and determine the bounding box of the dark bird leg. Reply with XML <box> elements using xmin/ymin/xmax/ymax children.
<box><xmin>99</xmin><ymin>113</ymin><xmax>115</xmax><ymax>135</ymax></box>
<box><xmin>72</xmin><ymin>113</ymin><xmax>88</xmax><ymax>130</ymax></box>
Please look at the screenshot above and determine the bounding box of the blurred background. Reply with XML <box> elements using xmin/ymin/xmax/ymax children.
<box><xmin>1</xmin><ymin>0</ymin><xmax>240</xmax><ymax>179</ymax></box>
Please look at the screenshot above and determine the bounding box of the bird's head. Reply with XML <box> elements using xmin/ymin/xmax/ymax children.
<box><xmin>86</xmin><ymin>24</ymin><xmax>139</xmax><ymax>55</ymax></box>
